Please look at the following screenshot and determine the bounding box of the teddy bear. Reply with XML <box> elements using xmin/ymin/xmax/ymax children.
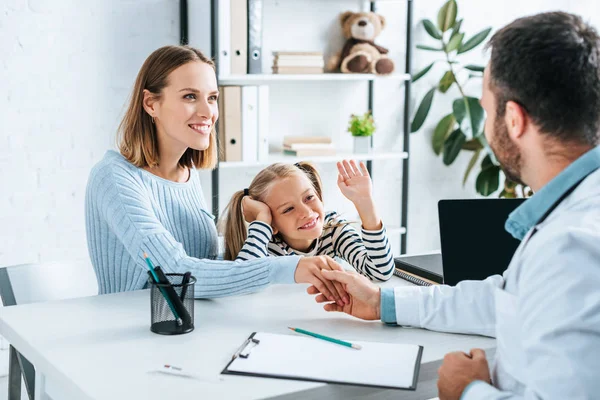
<box><xmin>327</xmin><ymin>11</ymin><xmax>395</xmax><ymax>75</ymax></box>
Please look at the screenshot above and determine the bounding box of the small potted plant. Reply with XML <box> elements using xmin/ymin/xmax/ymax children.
<box><xmin>348</xmin><ymin>111</ymin><xmax>375</xmax><ymax>154</ymax></box>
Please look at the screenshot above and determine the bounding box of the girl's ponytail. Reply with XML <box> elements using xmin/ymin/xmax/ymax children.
<box><xmin>221</xmin><ymin>189</ymin><xmax>248</xmax><ymax>260</ymax></box>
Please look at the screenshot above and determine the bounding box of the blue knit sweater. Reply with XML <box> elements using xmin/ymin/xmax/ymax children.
<box><xmin>85</xmin><ymin>150</ymin><xmax>299</xmax><ymax>297</ymax></box>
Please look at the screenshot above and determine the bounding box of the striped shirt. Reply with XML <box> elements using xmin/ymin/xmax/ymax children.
<box><xmin>236</xmin><ymin>211</ymin><xmax>394</xmax><ymax>281</ymax></box>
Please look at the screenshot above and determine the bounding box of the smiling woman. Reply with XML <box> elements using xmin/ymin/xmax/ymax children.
<box><xmin>84</xmin><ymin>45</ymin><xmax>350</xmax><ymax>303</ymax></box>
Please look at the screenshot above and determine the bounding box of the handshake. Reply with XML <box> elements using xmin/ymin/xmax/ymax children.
<box><xmin>295</xmin><ymin>255</ymin><xmax>382</xmax><ymax>321</ymax></box>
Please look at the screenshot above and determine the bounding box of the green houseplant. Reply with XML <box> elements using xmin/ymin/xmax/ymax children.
<box><xmin>348</xmin><ymin>111</ymin><xmax>376</xmax><ymax>154</ymax></box>
<box><xmin>410</xmin><ymin>0</ymin><xmax>529</xmax><ymax>198</ymax></box>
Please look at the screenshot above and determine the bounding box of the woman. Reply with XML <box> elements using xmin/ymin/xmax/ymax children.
<box><xmin>85</xmin><ymin>45</ymin><xmax>347</xmax><ymax>303</ymax></box>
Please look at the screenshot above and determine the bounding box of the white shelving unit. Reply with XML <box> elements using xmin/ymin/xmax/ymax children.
<box><xmin>202</xmin><ymin>0</ymin><xmax>414</xmax><ymax>253</ymax></box>
<box><xmin>218</xmin><ymin>73</ymin><xmax>411</xmax><ymax>86</ymax></box>
<box><xmin>219</xmin><ymin>151</ymin><xmax>408</xmax><ymax>169</ymax></box>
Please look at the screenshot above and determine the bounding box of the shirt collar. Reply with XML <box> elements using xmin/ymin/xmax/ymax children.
<box><xmin>505</xmin><ymin>146</ymin><xmax>600</xmax><ymax>240</ymax></box>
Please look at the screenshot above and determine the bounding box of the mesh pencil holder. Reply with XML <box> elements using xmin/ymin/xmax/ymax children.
<box><xmin>148</xmin><ymin>272</ymin><xmax>196</xmax><ymax>335</ymax></box>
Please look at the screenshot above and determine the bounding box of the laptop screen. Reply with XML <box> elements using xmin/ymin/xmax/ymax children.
<box><xmin>438</xmin><ymin>199</ymin><xmax>526</xmax><ymax>286</ymax></box>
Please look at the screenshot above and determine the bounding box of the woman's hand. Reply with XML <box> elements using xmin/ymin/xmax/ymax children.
<box><xmin>295</xmin><ymin>256</ymin><xmax>350</xmax><ymax>307</ymax></box>
<box><xmin>242</xmin><ymin>196</ymin><xmax>272</xmax><ymax>226</ymax></box>
<box><xmin>337</xmin><ymin>160</ymin><xmax>382</xmax><ymax>230</ymax></box>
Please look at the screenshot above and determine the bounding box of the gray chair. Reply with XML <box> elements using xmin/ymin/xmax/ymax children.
<box><xmin>0</xmin><ymin>262</ymin><xmax>98</xmax><ymax>400</ymax></box>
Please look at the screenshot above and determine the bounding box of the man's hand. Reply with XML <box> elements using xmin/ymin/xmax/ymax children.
<box><xmin>308</xmin><ymin>269</ymin><xmax>381</xmax><ymax>320</ymax></box>
<box><xmin>437</xmin><ymin>349</ymin><xmax>491</xmax><ymax>400</ymax></box>
<box><xmin>296</xmin><ymin>256</ymin><xmax>349</xmax><ymax>307</ymax></box>
<box><xmin>241</xmin><ymin>196</ymin><xmax>272</xmax><ymax>225</ymax></box>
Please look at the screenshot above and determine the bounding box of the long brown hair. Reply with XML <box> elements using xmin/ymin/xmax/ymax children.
<box><xmin>117</xmin><ymin>45</ymin><xmax>218</xmax><ymax>169</ymax></box>
<box><xmin>221</xmin><ymin>162</ymin><xmax>324</xmax><ymax>260</ymax></box>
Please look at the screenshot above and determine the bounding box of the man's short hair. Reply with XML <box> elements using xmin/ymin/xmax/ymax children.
<box><xmin>487</xmin><ymin>12</ymin><xmax>600</xmax><ymax>146</ymax></box>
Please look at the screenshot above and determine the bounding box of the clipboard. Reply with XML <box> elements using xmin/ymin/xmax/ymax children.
<box><xmin>221</xmin><ymin>332</ymin><xmax>424</xmax><ymax>390</ymax></box>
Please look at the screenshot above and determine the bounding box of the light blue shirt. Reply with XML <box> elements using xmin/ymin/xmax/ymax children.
<box><xmin>85</xmin><ymin>151</ymin><xmax>299</xmax><ymax>297</ymax></box>
<box><xmin>382</xmin><ymin>147</ymin><xmax>600</xmax><ymax>399</ymax></box>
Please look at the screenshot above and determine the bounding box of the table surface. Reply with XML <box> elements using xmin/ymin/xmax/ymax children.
<box><xmin>0</xmin><ymin>276</ymin><xmax>495</xmax><ymax>400</ymax></box>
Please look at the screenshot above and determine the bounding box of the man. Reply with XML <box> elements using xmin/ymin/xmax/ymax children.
<box><xmin>311</xmin><ymin>12</ymin><xmax>600</xmax><ymax>400</ymax></box>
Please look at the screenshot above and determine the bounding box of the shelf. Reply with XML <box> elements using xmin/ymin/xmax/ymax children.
<box><xmin>218</xmin><ymin>73</ymin><xmax>411</xmax><ymax>86</ymax></box>
<box><xmin>219</xmin><ymin>151</ymin><xmax>408</xmax><ymax>169</ymax></box>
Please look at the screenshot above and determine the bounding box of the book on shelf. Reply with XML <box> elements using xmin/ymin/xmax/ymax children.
<box><xmin>273</xmin><ymin>51</ymin><xmax>323</xmax><ymax>56</ymax></box>
<box><xmin>283</xmin><ymin>143</ymin><xmax>334</xmax><ymax>151</ymax></box>
<box><xmin>283</xmin><ymin>148</ymin><xmax>336</xmax><ymax>157</ymax></box>
<box><xmin>272</xmin><ymin>51</ymin><xmax>324</xmax><ymax>74</ymax></box>
<box><xmin>273</xmin><ymin>58</ymin><xmax>325</xmax><ymax>68</ymax></box>
<box><xmin>283</xmin><ymin>136</ymin><xmax>332</xmax><ymax>146</ymax></box>
<box><xmin>272</xmin><ymin>66</ymin><xmax>324</xmax><ymax>74</ymax></box>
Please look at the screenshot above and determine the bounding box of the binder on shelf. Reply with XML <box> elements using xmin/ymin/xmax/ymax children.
<box><xmin>222</xmin><ymin>332</ymin><xmax>423</xmax><ymax>390</ymax></box>
<box><xmin>257</xmin><ymin>85</ymin><xmax>269</xmax><ymax>162</ymax></box>
<box><xmin>223</xmin><ymin>86</ymin><xmax>243</xmax><ymax>162</ymax></box>
<box><xmin>217</xmin><ymin>0</ymin><xmax>231</xmax><ymax>77</ymax></box>
<box><xmin>241</xmin><ymin>86</ymin><xmax>258</xmax><ymax>162</ymax></box>
<box><xmin>218</xmin><ymin>86</ymin><xmax>227</xmax><ymax>160</ymax></box>
<box><xmin>247</xmin><ymin>0</ymin><xmax>263</xmax><ymax>74</ymax></box>
<box><xmin>230</xmin><ymin>0</ymin><xmax>248</xmax><ymax>74</ymax></box>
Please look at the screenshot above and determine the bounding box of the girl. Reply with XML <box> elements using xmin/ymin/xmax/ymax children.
<box><xmin>223</xmin><ymin>160</ymin><xmax>394</xmax><ymax>281</ymax></box>
<box><xmin>85</xmin><ymin>45</ymin><xmax>348</xmax><ymax>304</ymax></box>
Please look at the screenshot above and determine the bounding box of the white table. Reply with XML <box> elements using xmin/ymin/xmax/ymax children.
<box><xmin>0</xmin><ymin>277</ymin><xmax>495</xmax><ymax>400</ymax></box>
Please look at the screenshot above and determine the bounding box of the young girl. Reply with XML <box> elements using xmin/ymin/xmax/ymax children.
<box><xmin>223</xmin><ymin>160</ymin><xmax>394</xmax><ymax>281</ymax></box>
<box><xmin>85</xmin><ymin>45</ymin><xmax>348</xmax><ymax>304</ymax></box>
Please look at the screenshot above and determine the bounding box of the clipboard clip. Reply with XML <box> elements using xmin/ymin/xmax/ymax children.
<box><xmin>232</xmin><ymin>336</ymin><xmax>260</xmax><ymax>360</ymax></box>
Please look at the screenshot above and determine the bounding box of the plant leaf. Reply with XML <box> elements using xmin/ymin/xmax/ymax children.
<box><xmin>446</xmin><ymin>32</ymin><xmax>465</xmax><ymax>52</ymax></box>
<box><xmin>451</xmin><ymin>19</ymin><xmax>463</xmax><ymax>37</ymax></box>
<box><xmin>437</xmin><ymin>0</ymin><xmax>457</xmax><ymax>33</ymax></box>
<box><xmin>461</xmin><ymin>137</ymin><xmax>483</xmax><ymax>151</ymax></box>
<box><xmin>457</xmin><ymin>27</ymin><xmax>492</xmax><ymax>54</ymax></box>
<box><xmin>417</xmin><ymin>44</ymin><xmax>443</xmax><ymax>52</ymax></box>
<box><xmin>442</xmin><ymin>129</ymin><xmax>466</xmax><ymax>165</ymax></box>
<box><xmin>463</xmin><ymin>148</ymin><xmax>481</xmax><ymax>185</ymax></box>
<box><xmin>464</xmin><ymin>64</ymin><xmax>485</xmax><ymax>72</ymax></box>
<box><xmin>432</xmin><ymin>114</ymin><xmax>455</xmax><ymax>155</ymax></box>
<box><xmin>438</xmin><ymin>71</ymin><xmax>455</xmax><ymax>93</ymax></box>
<box><xmin>476</xmin><ymin>163</ymin><xmax>500</xmax><ymax>196</ymax></box>
<box><xmin>452</xmin><ymin>97</ymin><xmax>485</xmax><ymax>138</ymax></box>
<box><xmin>411</xmin><ymin>88</ymin><xmax>436</xmax><ymax>133</ymax></box>
<box><xmin>423</xmin><ymin>19</ymin><xmax>442</xmax><ymax>40</ymax></box>
<box><xmin>481</xmin><ymin>153</ymin><xmax>494</xmax><ymax>169</ymax></box>
<box><xmin>412</xmin><ymin>62</ymin><xmax>435</xmax><ymax>82</ymax></box>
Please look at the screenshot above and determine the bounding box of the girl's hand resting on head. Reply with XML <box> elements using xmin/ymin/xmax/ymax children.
<box><xmin>337</xmin><ymin>160</ymin><xmax>373</xmax><ymax>205</ymax></box>
<box><xmin>242</xmin><ymin>196</ymin><xmax>272</xmax><ymax>226</ymax></box>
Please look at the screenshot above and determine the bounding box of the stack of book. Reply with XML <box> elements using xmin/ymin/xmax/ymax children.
<box><xmin>283</xmin><ymin>136</ymin><xmax>335</xmax><ymax>157</ymax></box>
<box><xmin>272</xmin><ymin>52</ymin><xmax>324</xmax><ymax>74</ymax></box>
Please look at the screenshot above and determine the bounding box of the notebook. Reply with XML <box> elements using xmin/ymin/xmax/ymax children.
<box><xmin>394</xmin><ymin>199</ymin><xmax>525</xmax><ymax>286</ymax></box>
<box><xmin>222</xmin><ymin>332</ymin><xmax>424</xmax><ymax>390</ymax></box>
<box><xmin>393</xmin><ymin>254</ymin><xmax>443</xmax><ymax>286</ymax></box>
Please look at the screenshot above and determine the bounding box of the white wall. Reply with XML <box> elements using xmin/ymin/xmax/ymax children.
<box><xmin>0</xmin><ymin>0</ymin><xmax>595</xmax><ymax>266</ymax></box>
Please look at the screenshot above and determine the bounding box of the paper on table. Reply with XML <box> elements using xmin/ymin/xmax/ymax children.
<box><xmin>224</xmin><ymin>332</ymin><xmax>423</xmax><ymax>390</ymax></box>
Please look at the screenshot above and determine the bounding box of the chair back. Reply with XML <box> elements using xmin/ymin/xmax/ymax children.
<box><xmin>0</xmin><ymin>261</ymin><xmax>98</xmax><ymax>306</ymax></box>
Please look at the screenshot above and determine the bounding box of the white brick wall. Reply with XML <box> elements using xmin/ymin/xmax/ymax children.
<box><xmin>1</xmin><ymin>0</ymin><xmax>597</xmax><ymax>266</ymax></box>
<box><xmin>0</xmin><ymin>0</ymin><xmax>180</xmax><ymax>266</ymax></box>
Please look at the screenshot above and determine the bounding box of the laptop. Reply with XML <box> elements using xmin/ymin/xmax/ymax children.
<box><xmin>394</xmin><ymin>198</ymin><xmax>526</xmax><ymax>286</ymax></box>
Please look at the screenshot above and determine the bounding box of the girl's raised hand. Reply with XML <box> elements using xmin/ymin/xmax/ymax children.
<box><xmin>337</xmin><ymin>160</ymin><xmax>373</xmax><ymax>205</ymax></box>
<box><xmin>241</xmin><ymin>196</ymin><xmax>272</xmax><ymax>226</ymax></box>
